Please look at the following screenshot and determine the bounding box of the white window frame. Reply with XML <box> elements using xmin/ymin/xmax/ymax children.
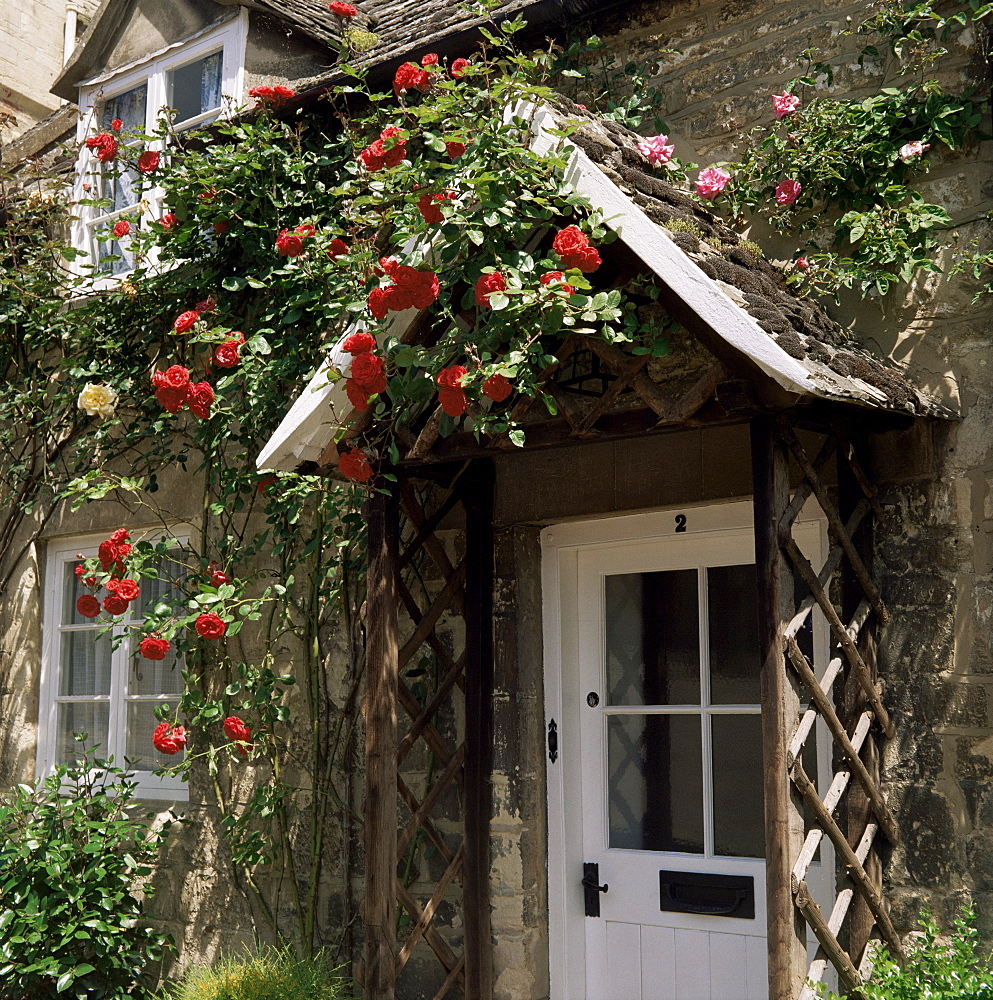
<box><xmin>39</xmin><ymin>531</ymin><xmax>192</xmax><ymax>800</ymax></box>
<box><xmin>71</xmin><ymin>11</ymin><xmax>248</xmax><ymax>285</ymax></box>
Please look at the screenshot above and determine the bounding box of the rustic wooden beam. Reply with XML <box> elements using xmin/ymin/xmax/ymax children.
<box><xmin>395</xmin><ymin>845</ymin><xmax>465</xmax><ymax>975</ymax></box>
<box><xmin>790</xmin><ymin>760</ymin><xmax>905</xmax><ymax>962</ymax></box>
<box><xmin>785</xmin><ymin>635</ymin><xmax>899</xmax><ymax>844</ymax></box>
<box><xmin>462</xmin><ymin>461</ymin><xmax>495</xmax><ymax>1000</ymax></box>
<box><xmin>794</xmin><ymin>880</ymin><xmax>864</xmax><ymax>993</ymax></box>
<box><xmin>396</xmin><ymin>677</ymin><xmax>461</xmax><ymax>776</ymax></box>
<box><xmin>363</xmin><ymin>486</ymin><xmax>400</xmax><ymax>1000</ymax></box>
<box><xmin>751</xmin><ymin>414</ymin><xmax>808</xmax><ymax>1000</ymax></box>
<box><xmin>396</xmin><ymin>881</ymin><xmax>465</xmax><ymax>988</ymax></box>
<box><xmin>656</xmin><ymin>363</ymin><xmax>727</xmax><ymax>425</ymax></box>
<box><xmin>782</xmin><ymin>536</ymin><xmax>894</xmax><ymax>738</ymax></box>
<box><xmin>780</xmin><ymin>435</ymin><xmax>836</xmax><ymax>534</ymax></box>
<box><xmin>781</xmin><ymin>424</ymin><xmax>888</xmax><ymax>624</ymax></box>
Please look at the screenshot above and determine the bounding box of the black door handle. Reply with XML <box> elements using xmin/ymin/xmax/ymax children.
<box><xmin>583</xmin><ymin>862</ymin><xmax>608</xmax><ymax>917</ymax></box>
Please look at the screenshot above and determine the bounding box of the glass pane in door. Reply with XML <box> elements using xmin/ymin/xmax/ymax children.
<box><xmin>605</xmin><ymin>570</ymin><xmax>699</xmax><ymax>705</ymax></box>
<box><xmin>707</xmin><ymin>563</ymin><xmax>760</xmax><ymax>704</ymax></box>
<box><xmin>711</xmin><ymin>714</ymin><xmax>765</xmax><ymax>858</ymax></box>
<box><xmin>607</xmin><ymin>714</ymin><xmax>704</xmax><ymax>853</ymax></box>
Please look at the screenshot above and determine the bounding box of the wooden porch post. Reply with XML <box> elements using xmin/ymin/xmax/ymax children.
<box><xmin>364</xmin><ymin>486</ymin><xmax>399</xmax><ymax>1000</ymax></box>
<box><xmin>462</xmin><ymin>460</ymin><xmax>495</xmax><ymax>1000</ymax></box>
<box><xmin>751</xmin><ymin>415</ymin><xmax>807</xmax><ymax>1000</ymax></box>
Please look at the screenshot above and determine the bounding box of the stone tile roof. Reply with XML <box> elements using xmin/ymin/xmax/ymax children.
<box><xmin>549</xmin><ymin>99</ymin><xmax>952</xmax><ymax>419</ymax></box>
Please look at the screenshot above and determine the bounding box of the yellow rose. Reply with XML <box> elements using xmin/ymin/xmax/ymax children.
<box><xmin>77</xmin><ymin>382</ymin><xmax>117</xmax><ymax>419</ymax></box>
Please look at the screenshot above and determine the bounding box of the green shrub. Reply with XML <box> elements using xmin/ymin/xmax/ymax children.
<box><xmin>162</xmin><ymin>947</ymin><xmax>350</xmax><ymax>1000</ymax></box>
<box><xmin>0</xmin><ymin>750</ymin><xmax>173</xmax><ymax>1000</ymax></box>
<box><xmin>822</xmin><ymin>909</ymin><xmax>993</xmax><ymax>999</ymax></box>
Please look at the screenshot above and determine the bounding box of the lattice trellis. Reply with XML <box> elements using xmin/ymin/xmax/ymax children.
<box><xmin>363</xmin><ymin>467</ymin><xmax>493</xmax><ymax>1000</ymax></box>
<box><xmin>773</xmin><ymin>422</ymin><xmax>902</xmax><ymax>998</ymax></box>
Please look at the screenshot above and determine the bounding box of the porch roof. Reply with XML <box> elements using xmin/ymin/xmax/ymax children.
<box><xmin>257</xmin><ymin>101</ymin><xmax>952</xmax><ymax>474</ymax></box>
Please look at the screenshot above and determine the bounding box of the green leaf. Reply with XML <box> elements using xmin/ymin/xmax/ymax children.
<box><xmin>221</xmin><ymin>276</ymin><xmax>247</xmax><ymax>292</ymax></box>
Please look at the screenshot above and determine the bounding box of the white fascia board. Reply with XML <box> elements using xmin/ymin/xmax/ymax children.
<box><xmin>256</xmin><ymin>307</ymin><xmax>420</xmax><ymax>472</ymax></box>
<box><xmin>520</xmin><ymin>102</ymin><xmax>821</xmax><ymax>398</ymax></box>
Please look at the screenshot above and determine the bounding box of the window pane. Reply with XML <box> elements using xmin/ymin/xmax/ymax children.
<box><xmin>56</xmin><ymin>702</ymin><xmax>110</xmax><ymax>763</ymax></box>
<box><xmin>128</xmin><ymin>633</ymin><xmax>183</xmax><ymax>696</ymax></box>
<box><xmin>608</xmin><ymin>714</ymin><xmax>703</xmax><ymax>853</ymax></box>
<box><xmin>605</xmin><ymin>570</ymin><xmax>699</xmax><ymax>705</ymax></box>
<box><xmin>170</xmin><ymin>51</ymin><xmax>222</xmax><ymax>124</ymax></box>
<box><xmin>707</xmin><ymin>564</ymin><xmax>760</xmax><ymax>704</ymax></box>
<box><xmin>711</xmin><ymin>715</ymin><xmax>765</xmax><ymax>859</ymax></box>
<box><xmin>59</xmin><ymin>632</ymin><xmax>112</xmax><ymax>696</ymax></box>
<box><xmin>63</xmin><ymin>563</ymin><xmax>99</xmax><ymax>625</ymax></box>
<box><xmin>125</xmin><ymin>701</ymin><xmax>183</xmax><ymax>770</ymax></box>
<box><xmin>94</xmin><ymin>228</ymin><xmax>136</xmax><ymax>275</ymax></box>
<box><xmin>102</xmin><ymin>84</ymin><xmax>147</xmax><ymax>131</ymax></box>
<box><xmin>134</xmin><ymin>554</ymin><xmax>186</xmax><ymax>617</ymax></box>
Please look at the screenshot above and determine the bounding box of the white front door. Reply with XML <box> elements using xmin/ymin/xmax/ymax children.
<box><xmin>543</xmin><ymin>504</ymin><xmax>828</xmax><ymax>1000</ymax></box>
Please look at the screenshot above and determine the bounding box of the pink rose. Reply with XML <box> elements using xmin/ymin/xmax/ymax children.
<box><xmin>775</xmin><ymin>179</ymin><xmax>802</xmax><ymax>206</ymax></box>
<box><xmin>695</xmin><ymin>167</ymin><xmax>731</xmax><ymax>200</ymax></box>
<box><xmin>795</xmin><ymin>257</ymin><xmax>810</xmax><ymax>272</ymax></box>
<box><xmin>772</xmin><ymin>91</ymin><xmax>801</xmax><ymax>121</ymax></box>
<box><xmin>637</xmin><ymin>134</ymin><xmax>675</xmax><ymax>167</ymax></box>
<box><xmin>899</xmin><ymin>140</ymin><xmax>930</xmax><ymax>162</ymax></box>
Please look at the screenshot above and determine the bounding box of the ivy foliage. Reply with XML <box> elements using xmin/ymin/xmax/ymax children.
<box><xmin>0</xmin><ymin>752</ymin><xmax>173</xmax><ymax>1000</ymax></box>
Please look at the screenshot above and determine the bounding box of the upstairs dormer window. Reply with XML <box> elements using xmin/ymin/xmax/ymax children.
<box><xmin>73</xmin><ymin>14</ymin><xmax>246</xmax><ymax>279</ymax></box>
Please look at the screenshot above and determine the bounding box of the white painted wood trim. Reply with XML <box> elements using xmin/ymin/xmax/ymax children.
<box><xmin>40</xmin><ymin>530</ymin><xmax>191</xmax><ymax>800</ymax></box>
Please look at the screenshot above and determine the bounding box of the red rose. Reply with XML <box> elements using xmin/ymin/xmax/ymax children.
<box><xmin>483</xmin><ymin>373</ymin><xmax>513</xmax><ymax>402</ymax></box>
<box><xmin>276</xmin><ymin>228</ymin><xmax>305</xmax><ymax>257</ymax></box>
<box><xmin>139</xmin><ymin>636</ymin><xmax>171</xmax><ymax>660</ymax></box>
<box><xmin>187</xmin><ymin>381</ymin><xmax>215</xmax><ymax>420</ymax></box>
<box><xmin>552</xmin><ymin>225</ymin><xmax>601</xmax><ymax>272</ymax></box>
<box><xmin>103</xmin><ymin>594</ymin><xmax>129</xmax><ymax>616</ymax></box>
<box><xmin>338</xmin><ymin>448</ymin><xmax>373</xmax><ymax>482</ymax></box>
<box><xmin>163</xmin><ymin>365</ymin><xmax>191</xmax><ymax>388</ymax></box>
<box><xmin>393</xmin><ymin>266</ymin><xmax>439</xmax><ymax>308</ymax></box>
<box><xmin>117</xmin><ymin>543</ymin><xmax>132</xmax><ymax>560</ymax></box>
<box><xmin>445</xmin><ymin>140</ymin><xmax>466</xmax><ymax>159</ymax></box>
<box><xmin>109</xmin><ymin>529</ymin><xmax>130</xmax><ymax>544</ymax></box>
<box><xmin>213</xmin><ymin>221</ymin><xmax>229</xmax><ymax>235</ymax></box>
<box><xmin>156</xmin><ymin>383</ymin><xmax>190</xmax><ymax>414</ymax></box>
<box><xmin>113</xmin><ymin>220</ymin><xmax>131</xmax><ymax>238</ymax></box>
<box><xmin>223</xmin><ymin>715</ymin><xmax>253</xmax><ymax>755</ymax></box>
<box><xmin>394</xmin><ymin>61</ymin><xmax>430</xmax><ymax>94</ymax></box>
<box><xmin>74</xmin><ymin>563</ymin><xmax>86</xmax><ymax>577</ymax></box>
<box><xmin>76</xmin><ymin>594</ymin><xmax>101</xmax><ymax>618</ymax></box>
<box><xmin>160</xmin><ymin>212</ymin><xmax>177</xmax><ymax>230</ymax></box>
<box><xmin>194</xmin><ymin>612</ymin><xmax>227</xmax><ymax>638</ymax></box>
<box><xmin>378</xmin><ymin>256</ymin><xmax>400</xmax><ymax>276</ymax></box>
<box><xmin>152</xmin><ymin>722</ymin><xmax>187</xmax><ymax>755</ymax></box>
<box><xmin>346</xmin><ymin>378</ymin><xmax>371</xmax><ymax>411</ymax></box>
<box><xmin>249</xmin><ymin>85</ymin><xmax>275</xmax><ymax>104</ymax></box>
<box><xmin>209</xmin><ymin>562</ymin><xmax>230</xmax><ymax>586</ymax></box>
<box><xmin>436</xmin><ymin>365</ymin><xmax>467</xmax><ymax>388</ymax></box>
<box><xmin>368</xmin><ymin>286</ymin><xmax>389</xmax><ymax>320</ymax></box>
<box><xmin>173</xmin><ymin>310</ymin><xmax>199</xmax><ymax>333</ymax></box>
<box><xmin>195</xmin><ymin>297</ymin><xmax>216</xmax><ymax>313</ymax></box>
<box><xmin>350</xmin><ymin>352</ymin><xmax>387</xmax><ymax>393</ymax></box>
<box><xmin>116</xmin><ymin>579</ymin><xmax>140</xmax><ymax>602</ymax></box>
<box><xmin>328</xmin><ymin>238</ymin><xmax>349</xmax><ymax>259</ymax></box>
<box><xmin>110</xmin><ymin>119</ymin><xmax>124</xmax><ymax>131</ymax></box>
<box><xmin>214</xmin><ymin>339</ymin><xmax>242</xmax><ymax>368</ymax></box>
<box><xmin>273</xmin><ymin>85</ymin><xmax>294</xmax><ymax>101</ymax></box>
<box><xmin>98</xmin><ymin>540</ymin><xmax>118</xmax><ymax>569</ymax></box>
<box><xmin>451</xmin><ymin>58</ymin><xmax>469</xmax><ymax>77</ymax></box>
<box><xmin>137</xmin><ymin>150</ymin><xmax>160</xmax><ymax>173</ymax></box>
<box><xmin>418</xmin><ymin>192</ymin><xmax>444</xmax><ymax>225</ymax></box>
<box><xmin>343</xmin><ymin>331</ymin><xmax>376</xmax><ymax>354</ymax></box>
<box><xmin>328</xmin><ymin>0</ymin><xmax>357</xmax><ymax>13</ymax></box>
<box><xmin>438</xmin><ymin>386</ymin><xmax>466</xmax><ymax>417</ymax></box>
<box><xmin>257</xmin><ymin>474</ymin><xmax>277</xmax><ymax>493</ymax></box>
<box><xmin>540</xmin><ymin>270</ymin><xmax>575</xmax><ymax>294</ymax></box>
<box><xmin>475</xmin><ymin>272</ymin><xmax>506</xmax><ymax>307</ymax></box>
<box><xmin>85</xmin><ymin>132</ymin><xmax>118</xmax><ymax>162</ymax></box>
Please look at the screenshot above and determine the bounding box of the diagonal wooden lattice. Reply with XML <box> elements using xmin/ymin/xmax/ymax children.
<box><xmin>391</xmin><ymin>476</ymin><xmax>470</xmax><ymax>999</ymax></box>
<box><xmin>775</xmin><ymin>424</ymin><xmax>902</xmax><ymax>999</ymax></box>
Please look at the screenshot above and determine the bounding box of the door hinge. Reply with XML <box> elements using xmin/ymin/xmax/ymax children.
<box><xmin>547</xmin><ymin>718</ymin><xmax>558</xmax><ymax>763</ymax></box>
